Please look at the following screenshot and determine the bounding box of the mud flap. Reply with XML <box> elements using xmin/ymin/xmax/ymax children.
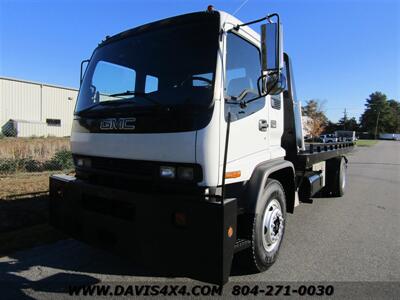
<box><xmin>50</xmin><ymin>175</ymin><xmax>237</xmax><ymax>285</ymax></box>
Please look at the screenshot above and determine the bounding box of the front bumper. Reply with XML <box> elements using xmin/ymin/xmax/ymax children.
<box><xmin>49</xmin><ymin>175</ymin><xmax>237</xmax><ymax>285</ymax></box>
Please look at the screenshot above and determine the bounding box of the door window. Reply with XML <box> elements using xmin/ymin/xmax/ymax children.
<box><xmin>225</xmin><ymin>33</ymin><xmax>264</xmax><ymax>121</ymax></box>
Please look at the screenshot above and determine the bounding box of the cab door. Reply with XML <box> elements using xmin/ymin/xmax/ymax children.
<box><xmin>221</xmin><ymin>32</ymin><xmax>270</xmax><ymax>183</ymax></box>
<box><xmin>268</xmin><ymin>92</ymin><xmax>285</xmax><ymax>158</ymax></box>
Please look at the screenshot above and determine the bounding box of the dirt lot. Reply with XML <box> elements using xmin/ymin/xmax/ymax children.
<box><xmin>0</xmin><ymin>172</ymin><xmax>51</xmax><ymax>199</ymax></box>
<box><xmin>0</xmin><ymin>171</ymin><xmax>72</xmax><ymax>256</ymax></box>
<box><xmin>0</xmin><ymin>192</ymin><xmax>65</xmax><ymax>257</ymax></box>
<box><xmin>0</xmin><ymin>222</ymin><xmax>65</xmax><ymax>257</ymax></box>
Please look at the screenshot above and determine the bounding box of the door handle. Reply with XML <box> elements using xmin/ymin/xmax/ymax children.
<box><xmin>259</xmin><ymin>119</ymin><xmax>269</xmax><ymax>131</ymax></box>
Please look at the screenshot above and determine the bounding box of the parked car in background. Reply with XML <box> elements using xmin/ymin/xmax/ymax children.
<box><xmin>379</xmin><ymin>133</ymin><xmax>400</xmax><ymax>140</ymax></box>
<box><xmin>336</xmin><ymin>130</ymin><xmax>356</xmax><ymax>142</ymax></box>
<box><xmin>319</xmin><ymin>134</ymin><xmax>338</xmax><ymax>143</ymax></box>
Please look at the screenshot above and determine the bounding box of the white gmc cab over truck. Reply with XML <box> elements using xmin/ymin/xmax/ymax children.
<box><xmin>50</xmin><ymin>8</ymin><xmax>354</xmax><ymax>285</ymax></box>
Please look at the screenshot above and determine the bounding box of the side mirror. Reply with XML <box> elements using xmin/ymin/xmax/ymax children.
<box><xmin>80</xmin><ymin>59</ymin><xmax>90</xmax><ymax>86</ymax></box>
<box><xmin>261</xmin><ymin>21</ymin><xmax>283</xmax><ymax>72</ymax></box>
<box><xmin>261</xmin><ymin>15</ymin><xmax>285</xmax><ymax>95</ymax></box>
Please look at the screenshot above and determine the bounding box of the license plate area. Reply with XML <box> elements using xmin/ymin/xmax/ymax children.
<box><xmin>81</xmin><ymin>193</ymin><xmax>136</xmax><ymax>222</ymax></box>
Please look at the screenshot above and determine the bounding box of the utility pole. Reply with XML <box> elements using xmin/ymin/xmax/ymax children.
<box><xmin>343</xmin><ymin>108</ymin><xmax>347</xmax><ymax>130</ymax></box>
<box><xmin>374</xmin><ymin>110</ymin><xmax>381</xmax><ymax>140</ymax></box>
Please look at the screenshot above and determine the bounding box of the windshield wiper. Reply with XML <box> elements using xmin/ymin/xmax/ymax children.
<box><xmin>76</xmin><ymin>99</ymin><xmax>133</xmax><ymax>116</ymax></box>
<box><xmin>76</xmin><ymin>92</ymin><xmax>171</xmax><ymax>116</ymax></box>
<box><xmin>108</xmin><ymin>90</ymin><xmax>163</xmax><ymax>107</ymax></box>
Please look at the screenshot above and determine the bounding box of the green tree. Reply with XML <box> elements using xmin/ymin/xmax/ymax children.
<box><xmin>386</xmin><ymin>99</ymin><xmax>400</xmax><ymax>133</ymax></box>
<box><xmin>302</xmin><ymin>99</ymin><xmax>328</xmax><ymax>137</ymax></box>
<box><xmin>324</xmin><ymin>117</ymin><xmax>359</xmax><ymax>134</ymax></box>
<box><xmin>337</xmin><ymin>116</ymin><xmax>359</xmax><ymax>131</ymax></box>
<box><xmin>324</xmin><ymin>121</ymin><xmax>340</xmax><ymax>134</ymax></box>
<box><xmin>359</xmin><ymin>92</ymin><xmax>392</xmax><ymax>137</ymax></box>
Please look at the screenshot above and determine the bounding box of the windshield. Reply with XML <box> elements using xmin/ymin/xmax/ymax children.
<box><xmin>76</xmin><ymin>14</ymin><xmax>220</xmax><ymax>115</ymax></box>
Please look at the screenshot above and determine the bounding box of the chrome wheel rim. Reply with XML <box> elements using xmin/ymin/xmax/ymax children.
<box><xmin>262</xmin><ymin>199</ymin><xmax>284</xmax><ymax>252</ymax></box>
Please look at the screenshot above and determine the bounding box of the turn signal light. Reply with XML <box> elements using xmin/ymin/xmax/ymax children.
<box><xmin>227</xmin><ymin>226</ymin><xmax>233</xmax><ymax>238</ymax></box>
<box><xmin>225</xmin><ymin>171</ymin><xmax>241</xmax><ymax>179</ymax></box>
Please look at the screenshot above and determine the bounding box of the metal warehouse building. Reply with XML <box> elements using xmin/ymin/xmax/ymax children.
<box><xmin>0</xmin><ymin>77</ymin><xmax>78</xmax><ymax>137</ymax></box>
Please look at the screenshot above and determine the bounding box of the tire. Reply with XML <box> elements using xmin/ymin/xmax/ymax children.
<box><xmin>237</xmin><ymin>179</ymin><xmax>286</xmax><ymax>272</ymax></box>
<box><xmin>323</xmin><ymin>156</ymin><xmax>346</xmax><ymax>197</ymax></box>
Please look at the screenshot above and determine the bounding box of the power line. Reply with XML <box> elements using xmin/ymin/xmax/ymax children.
<box><xmin>232</xmin><ymin>0</ymin><xmax>251</xmax><ymax>16</ymax></box>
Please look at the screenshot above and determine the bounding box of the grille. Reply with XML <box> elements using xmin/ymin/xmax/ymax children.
<box><xmin>90</xmin><ymin>156</ymin><xmax>155</xmax><ymax>180</ymax></box>
<box><xmin>73</xmin><ymin>155</ymin><xmax>204</xmax><ymax>194</ymax></box>
<box><xmin>74</xmin><ymin>155</ymin><xmax>156</xmax><ymax>180</ymax></box>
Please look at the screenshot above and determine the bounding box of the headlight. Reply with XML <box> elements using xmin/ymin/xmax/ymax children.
<box><xmin>76</xmin><ymin>157</ymin><xmax>91</xmax><ymax>168</ymax></box>
<box><xmin>160</xmin><ymin>166</ymin><xmax>176</xmax><ymax>179</ymax></box>
<box><xmin>177</xmin><ymin>167</ymin><xmax>194</xmax><ymax>181</ymax></box>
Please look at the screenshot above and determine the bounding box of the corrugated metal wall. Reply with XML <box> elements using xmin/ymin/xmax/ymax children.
<box><xmin>0</xmin><ymin>77</ymin><xmax>78</xmax><ymax>137</ymax></box>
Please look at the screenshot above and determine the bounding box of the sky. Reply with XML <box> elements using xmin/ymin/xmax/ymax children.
<box><xmin>0</xmin><ymin>0</ymin><xmax>399</xmax><ymax>122</ymax></box>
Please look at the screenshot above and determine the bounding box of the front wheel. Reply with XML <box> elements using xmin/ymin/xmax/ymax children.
<box><xmin>238</xmin><ymin>179</ymin><xmax>286</xmax><ymax>272</ymax></box>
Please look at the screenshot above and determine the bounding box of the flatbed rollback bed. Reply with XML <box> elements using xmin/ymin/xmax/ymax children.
<box><xmin>297</xmin><ymin>141</ymin><xmax>354</xmax><ymax>168</ymax></box>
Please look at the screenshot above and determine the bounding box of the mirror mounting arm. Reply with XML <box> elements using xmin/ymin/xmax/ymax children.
<box><xmin>234</xmin><ymin>13</ymin><xmax>279</xmax><ymax>31</ymax></box>
<box><xmin>266</xmin><ymin>13</ymin><xmax>279</xmax><ymax>24</ymax></box>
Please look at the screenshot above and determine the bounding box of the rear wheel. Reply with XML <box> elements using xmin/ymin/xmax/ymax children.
<box><xmin>323</xmin><ymin>156</ymin><xmax>346</xmax><ymax>197</ymax></box>
<box><xmin>237</xmin><ymin>179</ymin><xmax>286</xmax><ymax>272</ymax></box>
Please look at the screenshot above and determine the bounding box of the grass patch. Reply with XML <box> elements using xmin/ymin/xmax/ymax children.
<box><xmin>356</xmin><ymin>139</ymin><xmax>378</xmax><ymax>147</ymax></box>
<box><xmin>0</xmin><ymin>137</ymin><xmax>72</xmax><ymax>174</ymax></box>
<box><xmin>0</xmin><ymin>171</ymin><xmax>74</xmax><ymax>199</ymax></box>
<box><xmin>0</xmin><ymin>149</ymin><xmax>73</xmax><ymax>174</ymax></box>
<box><xmin>0</xmin><ymin>137</ymin><xmax>70</xmax><ymax>161</ymax></box>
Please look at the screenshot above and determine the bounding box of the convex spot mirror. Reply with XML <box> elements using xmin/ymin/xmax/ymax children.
<box><xmin>266</xmin><ymin>72</ymin><xmax>286</xmax><ymax>95</ymax></box>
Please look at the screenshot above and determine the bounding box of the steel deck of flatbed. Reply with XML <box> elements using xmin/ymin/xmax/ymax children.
<box><xmin>294</xmin><ymin>141</ymin><xmax>355</xmax><ymax>169</ymax></box>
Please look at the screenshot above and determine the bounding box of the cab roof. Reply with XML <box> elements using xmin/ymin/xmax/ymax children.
<box><xmin>99</xmin><ymin>10</ymin><xmax>261</xmax><ymax>48</ymax></box>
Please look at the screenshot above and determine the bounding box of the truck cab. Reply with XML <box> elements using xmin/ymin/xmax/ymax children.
<box><xmin>72</xmin><ymin>10</ymin><xmax>287</xmax><ymax>188</ymax></box>
<box><xmin>50</xmin><ymin>9</ymin><xmax>353</xmax><ymax>285</ymax></box>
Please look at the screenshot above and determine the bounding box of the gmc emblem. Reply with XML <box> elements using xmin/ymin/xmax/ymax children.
<box><xmin>100</xmin><ymin>118</ymin><xmax>136</xmax><ymax>130</ymax></box>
